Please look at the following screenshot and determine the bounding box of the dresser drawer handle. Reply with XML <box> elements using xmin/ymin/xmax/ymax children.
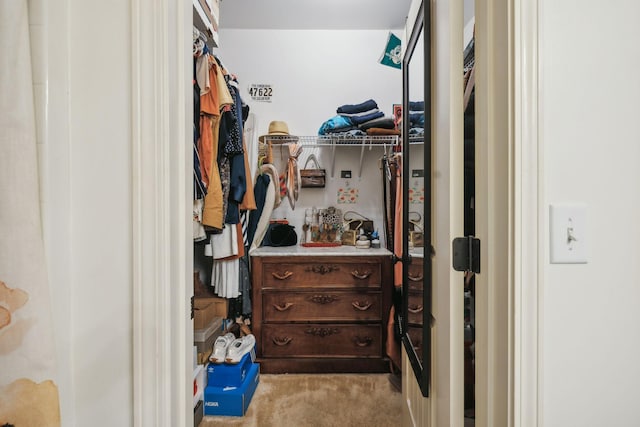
<box><xmin>306</xmin><ymin>264</ymin><xmax>339</xmax><ymax>275</ymax></box>
<box><xmin>272</xmin><ymin>271</ymin><xmax>293</xmax><ymax>280</ymax></box>
<box><xmin>353</xmin><ymin>336</ymin><xmax>373</xmax><ymax>347</ymax></box>
<box><xmin>272</xmin><ymin>336</ymin><xmax>292</xmax><ymax>346</ymax></box>
<box><xmin>273</xmin><ymin>302</ymin><xmax>294</xmax><ymax>311</ymax></box>
<box><xmin>351</xmin><ymin>270</ymin><xmax>372</xmax><ymax>279</ymax></box>
<box><xmin>305</xmin><ymin>327</ymin><xmax>339</xmax><ymax>337</ymax></box>
<box><xmin>310</xmin><ymin>294</ymin><xmax>339</xmax><ymax>304</ymax></box>
<box><xmin>408</xmin><ymin>272</ymin><xmax>423</xmax><ymax>281</ymax></box>
<box><xmin>408</xmin><ymin>304</ymin><xmax>423</xmax><ymax>314</ymax></box>
<box><xmin>351</xmin><ymin>301</ymin><xmax>372</xmax><ymax>311</ymax></box>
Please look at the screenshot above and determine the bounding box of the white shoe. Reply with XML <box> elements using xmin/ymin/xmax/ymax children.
<box><xmin>209</xmin><ymin>333</ymin><xmax>236</xmax><ymax>364</ymax></box>
<box><xmin>225</xmin><ymin>334</ymin><xmax>256</xmax><ymax>364</ymax></box>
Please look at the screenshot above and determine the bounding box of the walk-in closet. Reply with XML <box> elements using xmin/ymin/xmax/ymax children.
<box><xmin>189</xmin><ymin>1</ymin><xmax>476</xmax><ymax>425</ymax></box>
<box><xmin>190</xmin><ymin>1</ymin><xmax>410</xmax><ymax>424</ymax></box>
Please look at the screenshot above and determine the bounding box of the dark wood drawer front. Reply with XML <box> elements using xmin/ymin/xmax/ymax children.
<box><xmin>262</xmin><ymin>324</ymin><xmax>381</xmax><ymax>358</ymax></box>
<box><xmin>407</xmin><ymin>326</ymin><xmax>424</xmax><ymax>361</ymax></box>
<box><xmin>407</xmin><ymin>291</ymin><xmax>424</xmax><ymax>326</ymax></box>
<box><xmin>263</xmin><ymin>291</ymin><xmax>382</xmax><ymax>322</ymax></box>
<box><xmin>262</xmin><ymin>262</ymin><xmax>382</xmax><ymax>289</ymax></box>
<box><xmin>407</xmin><ymin>262</ymin><xmax>424</xmax><ymax>291</ymax></box>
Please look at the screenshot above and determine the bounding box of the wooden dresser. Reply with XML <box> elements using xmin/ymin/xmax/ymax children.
<box><xmin>250</xmin><ymin>246</ymin><xmax>393</xmax><ymax>373</ymax></box>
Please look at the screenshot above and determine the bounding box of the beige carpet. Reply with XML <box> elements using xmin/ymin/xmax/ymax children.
<box><xmin>199</xmin><ymin>373</ymin><xmax>401</xmax><ymax>427</ymax></box>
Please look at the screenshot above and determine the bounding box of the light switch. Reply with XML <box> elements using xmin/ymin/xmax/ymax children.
<box><xmin>549</xmin><ymin>204</ymin><xmax>587</xmax><ymax>264</ymax></box>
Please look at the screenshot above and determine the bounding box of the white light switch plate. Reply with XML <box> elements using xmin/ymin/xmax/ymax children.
<box><xmin>549</xmin><ymin>204</ymin><xmax>587</xmax><ymax>264</ymax></box>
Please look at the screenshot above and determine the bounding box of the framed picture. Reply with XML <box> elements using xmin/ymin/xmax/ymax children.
<box><xmin>393</xmin><ymin>104</ymin><xmax>402</xmax><ymax>130</ymax></box>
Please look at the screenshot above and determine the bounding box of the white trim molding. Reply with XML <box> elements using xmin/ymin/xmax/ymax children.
<box><xmin>131</xmin><ymin>0</ymin><xmax>192</xmax><ymax>425</ymax></box>
<box><xmin>473</xmin><ymin>0</ymin><xmax>513</xmax><ymax>424</ymax></box>
<box><xmin>513</xmin><ymin>0</ymin><xmax>542</xmax><ymax>425</ymax></box>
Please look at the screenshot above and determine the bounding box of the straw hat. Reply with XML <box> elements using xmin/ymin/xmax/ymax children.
<box><xmin>259</xmin><ymin>120</ymin><xmax>298</xmax><ymax>143</ymax></box>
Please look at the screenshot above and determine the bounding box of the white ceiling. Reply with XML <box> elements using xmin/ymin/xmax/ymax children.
<box><xmin>219</xmin><ymin>0</ymin><xmax>414</xmax><ymax>30</ymax></box>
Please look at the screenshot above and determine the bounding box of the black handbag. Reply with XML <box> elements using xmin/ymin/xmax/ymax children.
<box><xmin>262</xmin><ymin>223</ymin><xmax>298</xmax><ymax>247</ymax></box>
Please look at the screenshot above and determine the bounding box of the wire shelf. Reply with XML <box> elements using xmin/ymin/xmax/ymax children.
<box><xmin>409</xmin><ymin>135</ymin><xmax>425</xmax><ymax>144</ymax></box>
<box><xmin>262</xmin><ymin>135</ymin><xmax>399</xmax><ymax>178</ymax></box>
<box><xmin>262</xmin><ymin>135</ymin><xmax>399</xmax><ymax>147</ymax></box>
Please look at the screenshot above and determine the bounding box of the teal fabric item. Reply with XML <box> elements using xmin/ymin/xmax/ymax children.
<box><xmin>318</xmin><ymin>115</ymin><xmax>354</xmax><ymax>135</ymax></box>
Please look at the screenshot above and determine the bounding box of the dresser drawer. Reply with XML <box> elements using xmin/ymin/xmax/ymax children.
<box><xmin>407</xmin><ymin>326</ymin><xmax>424</xmax><ymax>361</ymax></box>
<box><xmin>407</xmin><ymin>262</ymin><xmax>424</xmax><ymax>291</ymax></box>
<box><xmin>262</xmin><ymin>324</ymin><xmax>382</xmax><ymax>358</ymax></box>
<box><xmin>407</xmin><ymin>291</ymin><xmax>424</xmax><ymax>326</ymax></box>
<box><xmin>263</xmin><ymin>290</ymin><xmax>382</xmax><ymax>322</ymax></box>
<box><xmin>262</xmin><ymin>260</ymin><xmax>382</xmax><ymax>289</ymax></box>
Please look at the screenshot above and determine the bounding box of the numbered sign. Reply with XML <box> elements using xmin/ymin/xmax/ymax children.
<box><xmin>248</xmin><ymin>84</ymin><xmax>273</xmax><ymax>102</ymax></box>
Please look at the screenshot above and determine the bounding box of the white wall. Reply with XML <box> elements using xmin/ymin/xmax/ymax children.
<box><xmin>37</xmin><ymin>0</ymin><xmax>134</xmax><ymax>425</ymax></box>
<box><xmin>67</xmin><ymin>0</ymin><xmax>132</xmax><ymax>423</ymax></box>
<box><xmin>540</xmin><ymin>1</ymin><xmax>640</xmax><ymax>425</ymax></box>
<box><xmin>215</xmin><ymin>29</ymin><xmax>404</xmax><ymax>241</ymax></box>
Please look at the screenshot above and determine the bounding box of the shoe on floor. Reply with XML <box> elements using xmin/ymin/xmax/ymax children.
<box><xmin>209</xmin><ymin>332</ymin><xmax>236</xmax><ymax>364</ymax></box>
<box><xmin>225</xmin><ymin>334</ymin><xmax>256</xmax><ymax>364</ymax></box>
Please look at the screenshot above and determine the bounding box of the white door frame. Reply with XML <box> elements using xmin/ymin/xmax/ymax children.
<box><xmin>475</xmin><ymin>0</ymin><xmax>542</xmax><ymax>425</ymax></box>
<box><xmin>511</xmin><ymin>0</ymin><xmax>543</xmax><ymax>424</ymax></box>
<box><xmin>131</xmin><ymin>0</ymin><xmax>193</xmax><ymax>425</ymax></box>
<box><xmin>129</xmin><ymin>0</ymin><xmax>542</xmax><ymax>425</ymax></box>
<box><xmin>474</xmin><ymin>0</ymin><xmax>512</xmax><ymax>425</ymax></box>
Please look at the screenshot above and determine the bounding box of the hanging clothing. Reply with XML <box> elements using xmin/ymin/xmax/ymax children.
<box><xmin>198</xmin><ymin>115</ymin><xmax>215</xmax><ymax>189</ymax></box>
<box><xmin>250</xmin><ymin>174</ymin><xmax>277</xmax><ymax>251</ymax></box>
<box><xmin>193</xmin><ymin>199</ymin><xmax>206</xmax><ymax>242</ymax></box>
<box><xmin>215</xmin><ymin>223</ymin><xmax>245</xmax><ymax>261</ymax></box>
<box><xmin>238</xmin><ymin>138</ymin><xmax>257</xmax><ymax>211</ymax></box>
<box><xmin>239</xmin><ymin>253</ymin><xmax>252</xmax><ymax>314</ymax></box>
<box><xmin>195</xmin><ymin>45</ymin><xmax>210</xmax><ymax>96</ymax></box>
<box><xmin>214</xmin><ymin>57</ymin><xmax>234</xmax><ymax>109</ymax></box>
<box><xmin>247</xmin><ymin>173</ymin><xmax>269</xmax><ymax>249</ymax></box>
<box><xmin>210</xmin><ymin>225</ymin><xmax>239</xmax><ymax>260</ymax></box>
<box><xmin>193</xmin><ymin>126</ymin><xmax>206</xmax><ymax>201</ymax></box>
<box><xmin>393</xmin><ymin>154</ymin><xmax>403</xmax><ymax>288</ymax></box>
<box><xmin>386</xmin><ymin>153</ymin><xmax>403</xmax><ymax>371</ymax></box>
<box><xmin>285</xmin><ymin>143</ymin><xmax>303</xmax><ymax>210</ymax></box>
<box><xmin>198</xmin><ymin>56</ymin><xmax>221</xmax><ymax>188</ymax></box>
<box><xmin>201</xmin><ymin>115</ymin><xmax>224</xmax><ymax>230</ymax></box>
<box><xmin>199</xmin><ymin>55</ymin><xmax>226</xmax><ymax>231</ymax></box>
<box><xmin>193</xmin><ymin>66</ymin><xmax>205</xmax><ymax>201</ymax></box>
<box><xmin>224</xmin><ymin>151</ymin><xmax>247</xmax><ymax>225</ymax></box>
<box><xmin>243</xmin><ymin>113</ymin><xmax>259</xmax><ymax>182</ymax></box>
<box><xmin>222</xmin><ymin>76</ymin><xmax>244</xmax><ymax>156</ymax></box>
<box><xmin>211</xmin><ymin>258</ymin><xmax>240</xmax><ymax>298</ymax></box>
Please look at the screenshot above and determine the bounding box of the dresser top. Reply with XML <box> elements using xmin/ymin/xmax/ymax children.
<box><xmin>249</xmin><ymin>246</ymin><xmax>393</xmax><ymax>257</ymax></box>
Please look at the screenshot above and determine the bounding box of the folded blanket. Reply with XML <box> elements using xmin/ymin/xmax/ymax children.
<box><xmin>358</xmin><ymin>116</ymin><xmax>396</xmax><ymax>131</ymax></box>
<box><xmin>339</xmin><ymin>108</ymin><xmax>380</xmax><ymax>118</ymax></box>
<box><xmin>318</xmin><ymin>115</ymin><xmax>355</xmax><ymax>135</ymax></box>
<box><xmin>409</xmin><ymin>101</ymin><xmax>424</xmax><ymax>111</ymax></box>
<box><xmin>366</xmin><ymin>128</ymin><xmax>401</xmax><ymax>136</ymax></box>
<box><xmin>337</xmin><ymin>99</ymin><xmax>378</xmax><ymax>115</ymax></box>
<box><xmin>348</xmin><ymin>111</ymin><xmax>385</xmax><ymax>126</ymax></box>
<box><xmin>327</xmin><ymin>130</ymin><xmax>368</xmax><ymax>140</ymax></box>
<box><xmin>409</xmin><ymin>112</ymin><xmax>425</xmax><ymax>127</ymax></box>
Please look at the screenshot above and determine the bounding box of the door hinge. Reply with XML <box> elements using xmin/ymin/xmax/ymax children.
<box><xmin>452</xmin><ymin>236</ymin><xmax>481</xmax><ymax>274</ymax></box>
<box><xmin>190</xmin><ymin>295</ymin><xmax>195</xmax><ymax>320</ymax></box>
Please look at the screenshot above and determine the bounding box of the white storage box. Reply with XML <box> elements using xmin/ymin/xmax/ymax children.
<box><xmin>194</xmin><ymin>316</ymin><xmax>224</xmax><ymax>362</ymax></box>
